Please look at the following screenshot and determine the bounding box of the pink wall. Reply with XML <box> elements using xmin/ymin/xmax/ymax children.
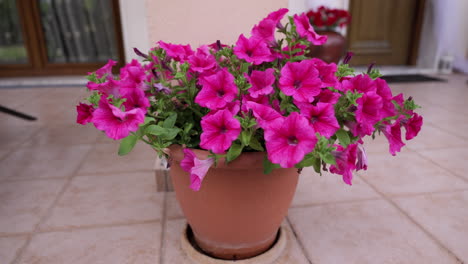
<box><xmin>145</xmin><ymin>0</ymin><xmax>288</xmax><ymax>48</ymax></box>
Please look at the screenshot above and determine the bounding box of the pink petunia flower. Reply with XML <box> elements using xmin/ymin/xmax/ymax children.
<box><xmin>403</xmin><ymin>113</ymin><xmax>423</xmax><ymax>140</ymax></box>
<box><xmin>356</xmin><ymin>143</ymin><xmax>368</xmax><ymax>171</ymax></box>
<box><xmin>310</xmin><ymin>58</ymin><xmax>338</xmax><ymax>87</ymax></box>
<box><xmin>233</xmin><ymin>34</ymin><xmax>275</xmax><ymax>65</ymax></box>
<box><xmin>266</xmin><ymin>8</ymin><xmax>289</xmax><ymax>25</ymax></box>
<box><xmin>200</xmin><ymin>109</ymin><xmax>241</xmax><ymax>154</ymax></box>
<box><xmin>195</xmin><ymin>68</ymin><xmax>238</xmax><ymax>110</ymax></box>
<box><xmin>355</xmin><ymin>92</ymin><xmax>383</xmax><ymax>135</ymax></box>
<box><xmin>251</xmin><ymin>19</ymin><xmax>277</xmax><ymax>42</ymax></box>
<box><xmin>180</xmin><ymin>148</ymin><xmax>215</xmax><ymax>191</ymax></box>
<box><xmin>330</xmin><ymin>144</ymin><xmax>357</xmax><ymax>185</ymax></box>
<box><xmin>264</xmin><ymin>112</ymin><xmax>317</xmax><ymax>168</ymax></box>
<box><xmin>314</xmin><ymin>88</ymin><xmax>341</xmax><ymax>104</ymax></box>
<box><xmin>92</xmin><ymin>98</ymin><xmax>145</xmax><ymax>140</ymax></box>
<box><xmin>246</xmin><ymin>68</ymin><xmax>275</xmax><ymax>98</ymax></box>
<box><xmin>293</xmin><ymin>13</ymin><xmax>327</xmax><ymax>45</ymax></box>
<box><xmin>297</xmin><ymin>102</ymin><xmax>339</xmax><ymax>138</ymax></box>
<box><xmin>381</xmin><ymin>121</ymin><xmax>405</xmax><ymax>156</ymax></box>
<box><xmin>120</xmin><ymin>59</ymin><xmax>146</xmax><ymax>84</ymax></box>
<box><xmin>340</xmin><ymin>74</ymin><xmax>376</xmax><ymax>93</ymax></box>
<box><xmin>245</xmin><ymin>101</ymin><xmax>283</xmax><ymax>129</ymax></box>
<box><xmin>188</xmin><ymin>45</ymin><xmax>217</xmax><ymax>73</ymax></box>
<box><xmin>76</xmin><ymin>103</ymin><xmax>95</xmax><ymax>125</ymax></box>
<box><xmin>121</xmin><ymin>88</ymin><xmax>150</xmax><ymax>112</ymax></box>
<box><xmin>87</xmin><ymin>79</ymin><xmax>121</xmax><ymax>98</ymax></box>
<box><xmin>282</xmin><ymin>43</ymin><xmax>307</xmax><ymax>59</ymax></box>
<box><xmin>158</xmin><ymin>41</ymin><xmax>194</xmax><ymax>62</ymax></box>
<box><xmin>279</xmin><ymin>60</ymin><xmax>322</xmax><ymax>103</ymax></box>
<box><xmin>95</xmin><ymin>59</ymin><xmax>117</xmax><ymax>79</ymax></box>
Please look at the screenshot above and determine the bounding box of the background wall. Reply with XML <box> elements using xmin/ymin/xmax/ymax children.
<box><xmin>145</xmin><ymin>0</ymin><xmax>288</xmax><ymax>47</ymax></box>
<box><xmin>119</xmin><ymin>0</ymin><xmax>151</xmax><ymax>61</ymax></box>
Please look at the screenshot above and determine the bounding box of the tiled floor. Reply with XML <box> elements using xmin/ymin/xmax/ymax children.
<box><xmin>0</xmin><ymin>73</ymin><xmax>467</xmax><ymax>263</ymax></box>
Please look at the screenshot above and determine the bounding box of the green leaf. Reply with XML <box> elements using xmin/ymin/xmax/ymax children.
<box><xmin>336</xmin><ymin>64</ymin><xmax>355</xmax><ymax>78</ymax></box>
<box><xmin>320</xmin><ymin>152</ymin><xmax>336</xmax><ymax>165</ymax></box>
<box><xmin>263</xmin><ymin>156</ymin><xmax>281</xmax><ymax>174</ymax></box>
<box><xmin>145</xmin><ymin>125</ymin><xmax>166</xmax><ymax>136</ymax></box>
<box><xmin>249</xmin><ymin>136</ymin><xmax>264</xmax><ymax>151</ymax></box>
<box><xmin>240</xmin><ymin>131</ymin><xmax>251</xmax><ymax>146</ymax></box>
<box><xmin>368</xmin><ymin>68</ymin><xmax>383</xmax><ymax>79</ymax></box>
<box><xmin>296</xmin><ymin>153</ymin><xmax>317</xmax><ymax>168</ymax></box>
<box><xmin>226</xmin><ymin>142</ymin><xmax>243</xmax><ymax>162</ymax></box>
<box><xmin>163</xmin><ymin>128</ymin><xmax>181</xmax><ymax>140</ymax></box>
<box><xmin>85</xmin><ymin>92</ymin><xmax>101</xmax><ymax>106</ymax></box>
<box><xmin>163</xmin><ymin>113</ymin><xmax>177</xmax><ymax>128</ymax></box>
<box><xmin>118</xmin><ymin>134</ymin><xmax>138</xmax><ymax>156</ymax></box>
<box><xmin>143</xmin><ymin>116</ymin><xmax>155</xmax><ymax>126</ymax></box>
<box><xmin>335</xmin><ymin>129</ymin><xmax>351</xmax><ymax>147</ymax></box>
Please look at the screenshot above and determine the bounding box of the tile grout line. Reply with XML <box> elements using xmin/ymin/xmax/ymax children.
<box><xmin>290</xmin><ymin>197</ymin><xmax>384</xmax><ymax>209</ymax></box>
<box><xmin>0</xmin><ymin>125</ymin><xmax>44</xmax><ymax>164</ymax></box>
<box><xmin>410</xmin><ymin>149</ymin><xmax>468</xmax><ymax>185</ymax></box>
<box><xmin>36</xmin><ymin>219</ymin><xmax>162</xmax><ymax>234</ymax></box>
<box><xmin>285</xmin><ymin>217</ymin><xmax>314</xmax><ymax>264</ymax></box>
<box><xmin>158</xmin><ymin>190</ymin><xmax>169</xmax><ymax>264</ymax></box>
<box><xmin>359</xmin><ymin>176</ymin><xmax>465</xmax><ymax>264</ymax></box>
<box><xmin>10</xmin><ymin>144</ymin><xmax>94</xmax><ymax>264</ymax></box>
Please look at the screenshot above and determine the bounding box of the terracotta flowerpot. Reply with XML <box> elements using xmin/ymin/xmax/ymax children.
<box><xmin>308</xmin><ymin>30</ymin><xmax>347</xmax><ymax>64</ymax></box>
<box><xmin>168</xmin><ymin>145</ymin><xmax>299</xmax><ymax>260</ymax></box>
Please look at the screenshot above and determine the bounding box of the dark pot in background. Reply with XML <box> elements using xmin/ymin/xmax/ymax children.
<box><xmin>309</xmin><ymin>30</ymin><xmax>347</xmax><ymax>64</ymax></box>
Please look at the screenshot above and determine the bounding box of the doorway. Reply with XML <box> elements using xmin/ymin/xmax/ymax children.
<box><xmin>0</xmin><ymin>0</ymin><xmax>125</xmax><ymax>77</ymax></box>
<box><xmin>346</xmin><ymin>0</ymin><xmax>425</xmax><ymax>66</ymax></box>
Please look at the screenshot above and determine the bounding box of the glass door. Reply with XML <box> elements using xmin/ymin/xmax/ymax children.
<box><xmin>0</xmin><ymin>0</ymin><xmax>125</xmax><ymax>77</ymax></box>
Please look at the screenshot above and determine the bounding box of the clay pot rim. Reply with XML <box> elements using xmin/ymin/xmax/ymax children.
<box><xmin>168</xmin><ymin>145</ymin><xmax>268</xmax><ymax>170</ymax></box>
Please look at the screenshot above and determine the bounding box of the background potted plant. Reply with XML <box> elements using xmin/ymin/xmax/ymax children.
<box><xmin>306</xmin><ymin>5</ymin><xmax>352</xmax><ymax>63</ymax></box>
<box><xmin>76</xmin><ymin>8</ymin><xmax>423</xmax><ymax>261</ymax></box>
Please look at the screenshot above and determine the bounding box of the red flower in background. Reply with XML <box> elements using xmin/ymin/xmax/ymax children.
<box><xmin>306</xmin><ymin>6</ymin><xmax>351</xmax><ymax>31</ymax></box>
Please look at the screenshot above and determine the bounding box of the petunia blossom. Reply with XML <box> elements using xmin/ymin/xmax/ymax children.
<box><xmin>293</xmin><ymin>13</ymin><xmax>327</xmax><ymax>45</ymax></box>
<box><xmin>297</xmin><ymin>102</ymin><xmax>339</xmax><ymax>138</ymax></box>
<box><xmin>92</xmin><ymin>98</ymin><xmax>145</xmax><ymax>140</ymax></box>
<box><xmin>310</xmin><ymin>58</ymin><xmax>338</xmax><ymax>87</ymax></box>
<box><xmin>95</xmin><ymin>59</ymin><xmax>117</xmax><ymax>79</ymax></box>
<box><xmin>340</xmin><ymin>74</ymin><xmax>376</xmax><ymax>93</ymax></box>
<box><xmin>180</xmin><ymin>148</ymin><xmax>215</xmax><ymax>191</ymax></box>
<box><xmin>195</xmin><ymin>68</ymin><xmax>238</xmax><ymax>110</ymax></box>
<box><xmin>264</xmin><ymin>112</ymin><xmax>317</xmax><ymax>168</ymax></box>
<box><xmin>381</xmin><ymin>121</ymin><xmax>405</xmax><ymax>156</ymax></box>
<box><xmin>246</xmin><ymin>68</ymin><xmax>275</xmax><ymax>98</ymax></box>
<box><xmin>87</xmin><ymin>79</ymin><xmax>121</xmax><ymax>98</ymax></box>
<box><xmin>200</xmin><ymin>109</ymin><xmax>241</xmax><ymax>154</ymax></box>
<box><xmin>355</xmin><ymin>92</ymin><xmax>383</xmax><ymax>135</ymax></box>
<box><xmin>76</xmin><ymin>103</ymin><xmax>95</xmax><ymax>125</ymax></box>
<box><xmin>403</xmin><ymin>113</ymin><xmax>423</xmax><ymax>140</ymax></box>
<box><xmin>279</xmin><ymin>60</ymin><xmax>322</xmax><ymax>103</ymax></box>
<box><xmin>330</xmin><ymin>144</ymin><xmax>357</xmax><ymax>185</ymax></box>
<box><xmin>121</xmin><ymin>88</ymin><xmax>150</xmax><ymax>112</ymax></box>
<box><xmin>356</xmin><ymin>143</ymin><xmax>368</xmax><ymax>171</ymax></box>
<box><xmin>158</xmin><ymin>41</ymin><xmax>194</xmax><ymax>62</ymax></box>
<box><xmin>245</xmin><ymin>101</ymin><xmax>283</xmax><ymax>129</ymax></box>
<box><xmin>120</xmin><ymin>59</ymin><xmax>146</xmax><ymax>84</ymax></box>
<box><xmin>233</xmin><ymin>34</ymin><xmax>275</xmax><ymax>65</ymax></box>
<box><xmin>188</xmin><ymin>45</ymin><xmax>217</xmax><ymax>73</ymax></box>
<box><xmin>251</xmin><ymin>19</ymin><xmax>277</xmax><ymax>42</ymax></box>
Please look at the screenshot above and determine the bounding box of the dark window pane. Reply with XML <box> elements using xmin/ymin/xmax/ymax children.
<box><xmin>39</xmin><ymin>0</ymin><xmax>119</xmax><ymax>63</ymax></box>
<box><xmin>0</xmin><ymin>0</ymin><xmax>28</xmax><ymax>64</ymax></box>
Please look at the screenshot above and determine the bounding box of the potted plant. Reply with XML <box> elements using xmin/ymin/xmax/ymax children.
<box><xmin>306</xmin><ymin>6</ymin><xmax>352</xmax><ymax>63</ymax></box>
<box><xmin>76</xmin><ymin>8</ymin><xmax>423</xmax><ymax>261</ymax></box>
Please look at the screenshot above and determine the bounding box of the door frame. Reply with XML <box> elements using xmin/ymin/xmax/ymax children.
<box><xmin>0</xmin><ymin>0</ymin><xmax>125</xmax><ymax>77</ymax></box>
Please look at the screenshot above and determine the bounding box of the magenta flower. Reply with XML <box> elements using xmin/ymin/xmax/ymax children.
<box><xmin>188</xmin><ymin>45</ymin><xmax>217</xmax><ymax>73</ymax></box>
<box><xmin>355</xmin><ymin>92</ymin><xmax>383</xmax><ymax>135</ymax></box>
<box><xmin>340</xmin><ymin>74</ymin><xmax>376</xmax><ymax>93</ymax></box>
<box><xmin>200</xmin><ymin>109</ymin><xmax>241</xmax><ymax>154</ymax></box>
<box><xmin>251</xmin><ymin>19</ymin><xmax>276</xmax><ymax>42</ymax></box>
<box><xmin>403</xmin><ymin>113</ymin><xmax>423</xmax><ymax>140</ymax></box>
<box><xmin>195</xmin><ymin>68</ymin><xmax>238</xmax><ymax>110</ymax></box>
<box><xmin>233</xmin><ymin>34</ymin><xmax>275</xmax><ymax>65</ymax></box>
<box><xmin>310</xmin><ymin>58</ymin><xmax>338</xmax><ymax>87</ymax></box>
<box><xmin>298</xmin><ymin>102</ymin><xmax>339</xmax><ymax>138</ymax></box>
<box><xmin>92</xmin><ymin>98</ymin><xmax>145</xmax><ymax>140</ymax></box>
<box><xmin>76</xmin><ymin>103</ymin><xmax>95</xmax><ymax>125</ymax></box>
<box><xmin>246</xmin><ymin>68</ymin><xmax>275</xmax><ymax>98</ymax></box>
<box><xmin>381</xmin><ymin>121</ymin><xmax>405</xmax><ymax>156</ymax></box>
<box><xmin>279</xmin><ymin>60</ymin><xmax>322</xmax><ymax>103</ymax></box>
<box><xmin>120</xmin><ymin>59</ymin><xmax>146</xmax><ymax>84</ymax></box>
<box><xmin>87</xmin><ymin>79</ymin><xmax>121</xmax><ymax>98</ymax></box>
<box><xmin>293</xmin><ymin>13</ymin><xmax>327</xmax><ymax>45</ymax></box>
<box><xmin>314</xmin><ymin>88</ymin><xmax>341</xmax><ymax>104</ymax></box>
<box><xmin>330</xmin><ymin>144</ymin><xmax>357</xmax><ymax>185</ymax></box>
<box><xmin>264</xmin><ymin>112</ymin><xmax>317</xmax><ymax>168</ymax></box>
<box><xmin>158</xmin><ymin>41</ymin><xmax>194</xmax><ymax>61</ymax></box>
<box><xmin>245</xmin><ymin>101</ymin><xmax>283</xmax><ymax>129</ymax></box>
<box><xmin>180</xmin><ymin>148</ymin><xmax>215</xmax><ymax>191</ymax></box>
<box><xmin>95</xmin><ymin>59</ymin><xmax>117</xmax><ymax>78</ymax></box>
<box><xmin>282</xmin><ymin>43</ymin><xmax>307</xmax><ymax>58</ymax></box>
<box><xmin>121</xmin><ymin>88</ymin><xmax>150</xmax><ymax>112</ymax></box>
<box><xmin>356</xmin><ymin>144</ymin><xmax>368</xmax><ymax>171</ymax></box>
<box><xmin>266</xmin><ymin>8</ymin><xmax>289</xmax><ymax>24</ymax></box>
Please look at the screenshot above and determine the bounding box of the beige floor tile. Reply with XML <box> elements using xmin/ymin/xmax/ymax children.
<box><xmin>24</xmin><ymin>124</ymin><xmax>101</xmax><ymax>146</ymax></box>
<box><xmin>0</xmin><ymin>179</ymin><xmax>66</xmax><ymax>235</ymax></box>
<box><xmin>41</xmin><ymin>172</ymin><xmax>163</xmax><ymax>230</ymax></box>
<box><xmin>360</xmin><ymin>151</ymin><xmax>468</xmax><ymax>196</ymax></box>
<box><xmin>0</xmin><ymin>144</ymin><xmax>92</xmax><ymax>180</ymax></box>
<box><xmin>405</xmin><ymin>123</ymin><xmax>468</xmax><ymax>151</ymax></box>
<box><xmin>288</xmin><ymin>200</ymin><xmax>458</xmax><ymax>264</ymax></box>
<box><xmin>394</xmin><ymin>191</ymin><xmax>468</xmax><ymax>262</ymax></box>
<box><xmin>0</xmin><ymin>88</ymin><xmax>52</xmax><ymax>109</ymax></box>
<box><xmin>162</xmin><ymin>219</ymin><xmax>310</xmax><ymax>264</ymax></box>
<box><xmin>292</xmin><ymin>168</ymin><xmax>381</xmax><ymax>207</ymax></box>
<box><xmin>417</xmin><ymin>148</ymin><xmax>468</xmax><ymax>181</ymax></box>
<box><xmin>0</xmin><ymin>121</ymin><xmax>41</xmax><ymax>151</ymax></box>
<box><xmin>77</xmin><ymin>143</ymin><xmax>157</xmax><ymax>175</ymax></box>
<box><xmin>18</xmin><ymin>223</ymin><xmax>161</xmax><ymax>264</ymax></box>
<box><xmin>0</xmin><ymin>236</ymin><xmax>28</xmax><ymax>264</ymax></box>
<box><xmin>166</xmin><ymin>193</ymin><xmax>185</xmax><ymax>220</ymax></box>
<box><xmin>362</xmin><ymin>134</ymin><xmax>391</xmax><ymax>154</ymax></box>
